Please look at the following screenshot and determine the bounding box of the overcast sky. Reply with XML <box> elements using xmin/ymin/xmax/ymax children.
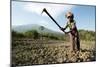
<box><xmin>12</xmin><ymin>1</ymin><xmax>96</xmax><ymax>32</ymax></box>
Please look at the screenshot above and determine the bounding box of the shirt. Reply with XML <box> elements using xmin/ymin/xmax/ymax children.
<box><xmin>65</xmin><ymin>20</ymin><xmax>77</xmax><ymax>30</ymax></box>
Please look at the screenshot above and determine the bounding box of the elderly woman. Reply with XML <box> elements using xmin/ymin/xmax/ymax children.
<box><xmin>61</xmin><ymin>12</ymin><xmax>80</xmax><ymax>51</ymax></box>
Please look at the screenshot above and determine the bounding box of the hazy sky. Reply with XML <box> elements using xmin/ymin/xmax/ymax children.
<box><xmin>12</xmin><ymin>1</ymin><xmax>96</xmax><ymax>32</ymax></box>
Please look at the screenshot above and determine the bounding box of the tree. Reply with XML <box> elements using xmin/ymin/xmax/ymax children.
<box><xmin>33</xmin><ymin>30</ymin><xmax>39</xmax><ymax>39</ymax></box>
<box><xmin>12</xmin><ymin>30</ymin><xmax>25</xmax><ymax>38</ymax></box>
<box><xmin>25</xmin><ymin>30</ymin><xmax>39</xmax><ymax>39</ymax></box>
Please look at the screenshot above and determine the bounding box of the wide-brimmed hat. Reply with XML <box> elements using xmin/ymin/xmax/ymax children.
<box><xmin>65</xmin><ymin>12</ymin><xmax>74</xmax><ymax>18</ymax></box>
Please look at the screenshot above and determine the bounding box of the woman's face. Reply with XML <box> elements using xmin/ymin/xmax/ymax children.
<box><xmin>67</xmin><ymin>16</ymin><xmax>73</xmax><ymax>22</ymax></box>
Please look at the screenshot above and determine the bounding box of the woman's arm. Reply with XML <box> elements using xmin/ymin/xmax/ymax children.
<box><xmin>61</xmin><ymin>22</ymin><xmax>69</xmax><ymax>31</ymax></box>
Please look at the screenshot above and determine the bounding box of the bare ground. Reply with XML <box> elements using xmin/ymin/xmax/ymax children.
<box><xmin>12</xmin><ymin>40</ymin><xmax>96</xmax><ymax>66</ymax></box>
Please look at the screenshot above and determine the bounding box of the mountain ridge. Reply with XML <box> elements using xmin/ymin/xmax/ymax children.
<box><xmin>12</xmin><ymin>24</ymin><xmax>63</xmax><ymax>35</ymax></box>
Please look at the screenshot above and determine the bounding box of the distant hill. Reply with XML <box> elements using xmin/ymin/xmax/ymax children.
<box><xmin>12</xmin><ymin>24</ymin><xmax>63</xmax><ymax>35</ymax></box>
<box><xmin>12</xmin><ymin>24</ymin><xmax>95</xmax><ymax>41</ymax></box>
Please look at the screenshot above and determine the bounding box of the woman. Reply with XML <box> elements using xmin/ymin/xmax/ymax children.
<box><xmin>61</xmin><ymin>12</ymin><xmax>80</xmax><ymax>51</ymax></box>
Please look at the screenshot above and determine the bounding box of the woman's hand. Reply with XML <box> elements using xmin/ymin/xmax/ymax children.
<box><xmin>61</xmin><ymin>27</ymin><xmax>66</xmax><ymax>31</ymax></box>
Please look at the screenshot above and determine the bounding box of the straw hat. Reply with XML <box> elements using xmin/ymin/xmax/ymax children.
<box><xmin>65</xmin><ymin>11</ymin><xmax>74</xmax><ymax>18</ymax></box>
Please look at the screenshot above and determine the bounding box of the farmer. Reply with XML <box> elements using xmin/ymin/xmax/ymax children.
<box><xmin>61</xmin><ymin>12</ymin><xmax>80</xmax><ymax>51</ymax></box>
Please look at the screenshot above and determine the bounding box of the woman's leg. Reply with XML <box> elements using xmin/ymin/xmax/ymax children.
<box><xmin>76</xmin><ymin>36</ymin><xmax>80</xmax><ymax>51</ymax></box>
<box><xmin>69</xmin><ymin>33</ymin><xmax>75</xmax><ymax>51</ymax></box>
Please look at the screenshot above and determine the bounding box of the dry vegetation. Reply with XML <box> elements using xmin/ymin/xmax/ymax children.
<box><xmin>11</xmin><ymin>29</ymin><xmax>96</xmax><ymax>66</ymax></box>
<box><xmin>12</xmin><ymin>39</ymin><xmax>96</xmax><ymax>66</ymax></box>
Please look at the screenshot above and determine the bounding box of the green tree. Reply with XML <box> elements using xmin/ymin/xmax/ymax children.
<box><xmin>12</xmin><ymin>30</ymin><xmax>25</xmax><ymax>38</ymax></box>
<box><xmin>25</xmin><ymin>30</ymin><xmax>39</xmax><ymax>39</ymax></box>
<box><xmin>33</xmin><ymin>30</ymin><xmax>39</xmax><ymax>39</ymax></box>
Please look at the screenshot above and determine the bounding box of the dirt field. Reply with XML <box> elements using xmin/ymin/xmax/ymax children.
<box><xmin>12</xmin><ymin>39</ymin><xmax>96</xmax><ymax>66</ymax></box>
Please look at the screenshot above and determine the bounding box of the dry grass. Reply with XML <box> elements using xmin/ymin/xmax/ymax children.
<box><xmin>12</xmin><ymin>40</ymin><xmax>96</xmax><ymax>66</ymax></box>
